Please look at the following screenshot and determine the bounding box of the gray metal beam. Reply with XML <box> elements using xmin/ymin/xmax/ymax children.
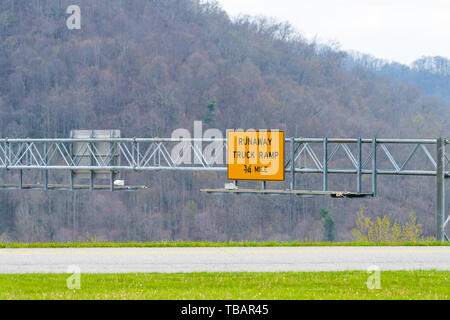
<box><xmin>372</xmin><ymin>139</ymin><xmax>377</xmax><ymax>197</ymax></box>
<box><xmin>357</xmin><ymin>138</ymin><xmax>362</xmax><ymax>194</ymax></box>
<box><xmin>437</xmin><ymin>137</ymin><xmax>446</xmax><ymax>242</ymax></box>
<box><xmin>290</xmin><ymin>137</ymin><xmax>295</xmax><ymax>190</ymax></box>
<box><xmin>323</xmin><ymin>137</ymin><xmax>328</xmax><ymax>191</ymax></box>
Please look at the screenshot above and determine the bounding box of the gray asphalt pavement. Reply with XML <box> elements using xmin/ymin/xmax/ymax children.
<box><xmin>0</xmin><ymin>247</ymin><xmax>449</xmax><ymax>273</ymax></box>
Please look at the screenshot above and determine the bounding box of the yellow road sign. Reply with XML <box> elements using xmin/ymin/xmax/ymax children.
<box><xmin>227</xmin><ymin>130</ymin><xmax>285</xmax><ymax>181</ymax></box>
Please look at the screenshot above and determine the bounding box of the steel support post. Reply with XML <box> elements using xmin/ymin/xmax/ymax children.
<box><xmin>133</xmin><ymin>139</ymin><xmax>137</xmax><ymax>168</ymax></box>
<box><xmin>109</xmin><ymin>130</ymin><xmax>115</xmax><ymax>192</ymax></box>
<box><xmin>323</xmin><ymin>137</ymin><xmax>328</xmax><ymax>191</ymax></box>
<box><xmin>372</xmin><ymin>139</ymin><xmax>377</xmax><ymax>197</ymax></box>
<box><xmin>69</xmin><ymin>132</ymin><xmax>74</xmax><ymax>191</ymax></box>
<box><xmin>25</xmin><ymin>142</ymin><xmax>29</xmax><ymax>166</ymax></box>
<box><xmin>5</xmin><ymin>140</ymin><xmax>9</xmax><ymax>169</ymax></box>
<box><xmin>43</xmin><ymin>142</ymin><xmax>48</xmax><ymax>190</ymax></box>
<box><xmin>290</xmin><ymin>137</ymin><xmax>295</xmax><ymax>190</ymax></box>
<box><xmin>436</xmin><ymin>137</ymin><xmax>445</xmax><ymax>242</ymax></box>
<box><xmin>357</xmin><ymin>138</ymin><xmax>362</xmax><ymax>194</ymax></box>
<box><xmin>89</xmin><ymin>131</ymin><xmax>94</xmax><ymax>191</ymax></box>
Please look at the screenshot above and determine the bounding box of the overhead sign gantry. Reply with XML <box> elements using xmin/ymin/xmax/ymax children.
<box><xmin>0</xmin><ymin>131</ymin><xmax>448</xmax><ymax>240</ymax></box>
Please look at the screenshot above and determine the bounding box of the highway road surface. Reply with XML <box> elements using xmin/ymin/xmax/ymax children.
<box><xmin>0</xmin><ymin>247</ymin><xmax>449</xmax><ymax>273</ymax></box>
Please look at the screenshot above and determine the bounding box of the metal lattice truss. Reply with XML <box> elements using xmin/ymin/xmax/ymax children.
<box><xmin>0</xmin><ymin>138</ymin><xmax>448</xmax><ymax>184</ymax></box>
<box><xmin>284</xmin><ymin>137</ymin><xmax>449</xmax><ymax>241</ymax></box>
<box><xmin>287</xmin><ymin>138</ymin><xmax>450</xmax><ymax>190</ymax></box>
<box><xmin>0</xmin><ymin>138</ymin><xmax>228</xmax><ymax>172</ymax></box>
<box><xmin>1</xmin><ymin>138</ymin><xmax>448</xmax><ymax>170</ymax></box>
<box><xmin>0</xmin><ymin>136</ymin><xmax>448</xmax><ymax>240</ymax></box>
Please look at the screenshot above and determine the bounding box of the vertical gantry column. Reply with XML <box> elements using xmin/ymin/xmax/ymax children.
<box><xmin>133</xmin><ymin>138</ymin><xmax>138</xmax><ymax>168</ymax></box>
<box><xmin>43</xmin><ymin>142</ymin><xmax>48</xmax><ymax>190</ymax></box>
<box><xmin>436</xmin><ymin>137</ymin><xmax>445</xmax><ymax>242</ymax></box>
<box><xmin>89</xmin><ymin>131</ymin><xmax>94</xmax><ymax>191</ymax></box>
<box><xmin>323</xmin><ymin>137</ymin><xmax>328</xmax><ymax>191</ymax></box>
<box><xmin>357</xmin><ymin>138</ymin><xmax>362</xmax><ymax>194</ymax></box>
<box><xmin>109</xmin><ymin>130</ymin><xmax>115</xmax><ymax>192</ymax></box>
<box><xmin>69</xmin><ymin>133</ymin><xmax>74</xmax><ymax>191</ymax></box>
<box><xmin>15</xmin><ymin>140</ymin><xmax>23</xmax><ymax>189</ymax></box>
<box><xmin>372</xmin><ymin>138</ymin><xmax>377</xmax><ymax>197</ymax></box>
<box><xmin>290</xmin><ymin>137</ymin><xmax>295</xmax><ymax>190</ymax></box>
<box><xmin>3</xmin><ymin>139</ymin><xmax>7</xmax><ymax>170</ymax></box>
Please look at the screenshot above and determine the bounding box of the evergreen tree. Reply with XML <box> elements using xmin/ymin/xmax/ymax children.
<box><xmin>204</xmin><ymin>97</ymin><xmax>217</xmax><ymax>124</ymax></box>
<box><xmin>320</xmin><ymin>208</ymin><xmax>335</xmax><ymax>242</ymax></box>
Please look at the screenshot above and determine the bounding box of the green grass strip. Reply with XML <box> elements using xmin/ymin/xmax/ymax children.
<box><xmin>0</xmin><ymin>241</ymin><xmax>449</xmax><ymax>248</ymax></box>
<box><xmin>0</xmin><ymin>271</ymin><xmax>449</xmax><ymax>300</ymax></box>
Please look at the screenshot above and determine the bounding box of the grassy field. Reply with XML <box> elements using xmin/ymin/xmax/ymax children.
<box><xmin>0</xmin><ymin>241</ymin><xmax>448</xmax><ymax>248</ymax></box>
<box><xmin>0</xmin><ymin>271</ymin><xmax>449</xmax><ymax>300</ymax></box>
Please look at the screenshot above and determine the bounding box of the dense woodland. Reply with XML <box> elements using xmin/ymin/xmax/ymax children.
<box><xmin>346</xmin><ymin>53</ymin><xmax>450</xmax><ymax>102</ymax></box>
<box><xmin>0</xmin><ymin>0</ymin><xmax>449</xmax><ymax>242</ymax></box>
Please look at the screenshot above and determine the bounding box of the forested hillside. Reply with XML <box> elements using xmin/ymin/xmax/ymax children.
<box><xmin>346</xmin><ymin>53</ymin><xmax>450</xmax><ymax>102</ymax></box>
<box><xmin>0</xmin><ymin>0</ymin><xmax>448</xmax><ymax>242</ymax></box>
